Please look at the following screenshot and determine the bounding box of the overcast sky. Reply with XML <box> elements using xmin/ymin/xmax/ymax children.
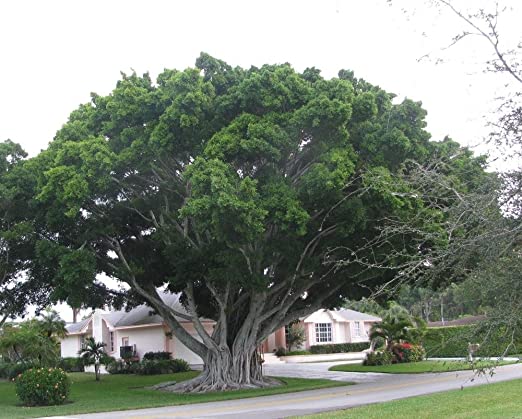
<box><xmin>1</xmin><ymin>0</ymin><xmax>519</xmax><ymax>321</ymax></box>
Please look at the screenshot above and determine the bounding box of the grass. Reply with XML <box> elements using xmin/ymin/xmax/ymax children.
<box><xmin>302</xmin><ymin>378</ymin><xmax>522</xmax><ymax>418</ymax></box>
<box><xmin>329</xmin><ymin>360</ymin><xmax>516</xmax><ymax>374</ymax></box>
<box><xmin>0</xmin><ymin>371</ymin><xmax>351</xmax><ymax>418</ymax></box>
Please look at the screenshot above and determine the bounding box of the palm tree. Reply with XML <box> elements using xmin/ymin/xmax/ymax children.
<box><xmin>369</xmin><ymin>303</ymin><xmax>414</xmax><ymax>351</ymax></box>
<box><xmin>38</xmin><ymin>308</ymin><xmax>67</xmax><ymax>339</ymax></box>
<box><xmin>78</xmin><ymin>337</ymin><xmax>106</xmax><ymax>381</ymax></box>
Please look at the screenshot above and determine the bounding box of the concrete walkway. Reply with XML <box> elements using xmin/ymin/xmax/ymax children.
<box><xmin>40</xmin><ymin>363</ymin><xmax>522</xmax><ymax>419</ymax></box>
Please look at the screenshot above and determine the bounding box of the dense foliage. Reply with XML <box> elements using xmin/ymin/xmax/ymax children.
<box><xmin>423</xmin><ymin>326</ymin><xmax>522</xmax><ymax>357</ymax></box>
<box><xmin>58</xmin><ymin>357</ymin><xmax>85</xmax><ymax>373</ymax></box>
<box><xmin>106</xmin><ymin>358</ymin><xmax>190</xmax><ymax>375</ymax></box>
<box><xmin>364</xmin><ymin>350</ymin><xmax>393</xmax><ymax>366</ymax></box>
<box><xmin>0</xmin><ymin>310</ymin><xmax>65</xmax><ymax>367</ymax></box>
<box><xmin>309</xmin><ymin>342</ymin><xmax>370</xmax><ymax>354</ymax></box>
<box><xmin>143</xmin><ymin>351</ymin><xmax>172</xmax><ymax>361</ymax></box>
<box><xmin>14</xmin><ymin>367</ymin><xmax>70</xmax><ymax>406</ymax></box>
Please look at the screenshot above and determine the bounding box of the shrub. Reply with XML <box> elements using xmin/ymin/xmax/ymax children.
<box><xmin>143</xmin><ymin>351</ymin><xmax>171</xmax><ymax>361</ymax></box>
<box><xmin>309</xmin><ymin>342</ymin><xmax>370</xmax><ymax>354</ymax></box>
<box><xmin>58</xmin><ymin>357</ymin><xmax>84</xmax><ymax>372</ymax></box>
<box><xmin>274</xmin><ymin>347</ymin><xmax>286</xmax><ymax>357</ymax></box>
<box><xmin>403</xmin><ymin>344</ymin><xmax>426</xmax><ymax>362</ymax></box>
<box><xmin>15</xmin><ymin>367</ymin><xmax>70</xmax><ymax>406</ymax></box>
<box><xmin>168</xmin><ymin>358</ymin><xmax>191</xmax><ymax>373</ymax></box>
<box><xmin>0</xmin><ymin>362</ymin><xmax>36</xmax><ymax>380</ymax></box>
<box><xmin>137</xmin><ymin>359</ymin><xmax>190</xmax><ymax>375</ymax></box>
<box><xmin>107</xmin><ymin>358</ymin><xmax>190</xmax><ymax>375</ymax></box>
<box><xmin>106</xmin><ymin>359</ymin><xmax>138</xmax><ymax>375</ymax></box>
<box><xmin>364</xmin><ymin>351</ymin><xmax>393</xmax><ymax>366</ymax></box>
<box><xmin>392</xmin><ymin>343</ymin><xmax>426</xmax><ymax>363</ymax></box>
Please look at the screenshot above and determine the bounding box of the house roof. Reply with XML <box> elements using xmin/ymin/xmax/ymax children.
<box><xmin>333</xmin><ymin>308</ymin><xmax>381</xmax><ymax>322</ymax></box>
<box><xmin>303</xmin><ymin>308</ymin><xmax>381</xmax><ymax>323</ymax></box>
<box><xmin>65</xmin><ymin>292</ymin><xmax>203</xmax><ymax>333</ymax></box>
<box><xmin>65</xmin><ymin>317</ymin><xmax>91</xmax><ymax>334</ymax></box>
<box><xmin>103</xmin><ymin>292</ymin><xmax>187</xmax><ymax>328</ymax></box>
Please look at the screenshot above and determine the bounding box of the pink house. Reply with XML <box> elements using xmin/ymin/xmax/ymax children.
<box><xmin>60</xmin><ymin>294</ymin><xmax>380</xmax><ymax>364</ymax></box>
<box><xmin>296</xmin><ymin>308</ymin><xmax>381</xmax><ymax>349</ymax></box>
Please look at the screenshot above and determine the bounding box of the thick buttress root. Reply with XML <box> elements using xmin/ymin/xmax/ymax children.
<box><xmin>158</xmin><ymin>348</ymin><xmax>281</xmax><ymax>393</ymax></box>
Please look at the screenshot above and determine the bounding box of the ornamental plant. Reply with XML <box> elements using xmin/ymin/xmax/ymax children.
<box><xmin>392</xmin><ymin>342</ymin><xmax>426</xmax><ymax>363</ymax></box>
<box><xmin>15</xmin><ymin>367</ymin><xmax>70</xmax><ymax>406</ymax></box>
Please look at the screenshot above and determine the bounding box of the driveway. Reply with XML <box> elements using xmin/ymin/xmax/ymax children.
<box><xmin>42</xmin><ymin>363</ymin><xmax>522</xmax><ymax>419</ymax></box>
<box><xmin>263</xmin><ymin>360</ymin><xmax>386</xmax><ymax>383</ymax></box>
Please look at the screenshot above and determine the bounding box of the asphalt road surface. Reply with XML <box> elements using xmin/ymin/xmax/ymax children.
<box><xmin>43</xmin><ymin>363</ymin><xmax>522</xmax><ymax>419</ymax></box>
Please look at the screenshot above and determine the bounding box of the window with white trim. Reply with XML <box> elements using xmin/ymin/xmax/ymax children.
<box><xmin>315</xmin><ymin>323</ymin><xmax>332</xmax><ymax>343</ymax></box>
<box><xmin>109</xmin><ymin>331</ymin><xmax>115</xmax><ymax>352</ymax></box>
<box><xmin>79</xmin><ymin>335</ymin><xmax>85</xmax><ymax>349</ymax></box>
<box><xmin>353</xmin><ymin>321</ymin><xmax>362</xmax><ymax>337</ymax></box>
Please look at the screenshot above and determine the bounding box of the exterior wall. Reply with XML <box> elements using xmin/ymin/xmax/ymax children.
<box><xmin>166</xmin><ymin>322</ymin><xmax>214</xmax><ymax>365</ymax></box>
<box><xmin>266</xmin><ymin>331</ymin><xmax>277</xmax><ymax>352</ymax></box>
<box><xmin>275</xmin><ymin>327</ymin><xmax>286</xmax><ymax>349</ymax></box>
<box><xmin>101</xmin><ymin>319</ymin><xmax>112</xmax><ymax>353</ymax></box>
<box><xmin>91</xmin><ymin>311</ymin><xmax>104</xmax><ymax>343</ymax></box>
<box><xmin>348</xmin><ymin>320</ymin><xmax>372</xmax><ymax>343</ymax></box>
<box><xmin>61</xmin><ymin>335</ymin><xmax>80</xmax><ymax>358</ymax></box>
<box><xmin>305</xmin><ymin>322</ymin><xmax>314</xmax><ymax>349</ymax></box>
<box><xmin>114</xmin><ymin>326</ymin><xmax>166</xmax><ymax>360</ymax></box>
<box><xmin>335</xmin><ymin>321</ymin><xmax>346</xmax><ymax>343</ymax></box>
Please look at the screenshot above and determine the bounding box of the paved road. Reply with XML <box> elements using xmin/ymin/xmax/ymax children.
<box><xmin>44</xmin><ymin>363</ymin><xmax>522</xmax><ymax>419</ymax></box>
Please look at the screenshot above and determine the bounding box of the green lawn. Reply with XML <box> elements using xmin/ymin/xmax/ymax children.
<box><xmin>0</xmin><ymin>371</ymin><xmax>351</xmax><ymax>418</ymax></box>
<box><xmin>303</xmin><ymin>378</ymin><xmax>522</xmax><ymax>418</ymax></box>
<box><xmin>329</xmin><ymin>360</ymin><xmax>515</xmax><ymax>374</ymax></box>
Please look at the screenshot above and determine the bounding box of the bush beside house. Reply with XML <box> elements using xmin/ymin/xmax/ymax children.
<box><xmin>106</xmin><ymin>358</ymin><xmax>190</xmax><ymax>375</ymax></box>
<box><xmin>309</xmin><ymin>342</ymin><xmax>370</xmax><ymax>354</ymax></box>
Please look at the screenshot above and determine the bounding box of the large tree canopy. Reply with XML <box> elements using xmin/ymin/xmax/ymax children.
<box><xmin>0</xmin><ymin>140</ymin><xmax>52</xmax><ymax>326</ymax></box>
<box><xmin>28</xmin><ymin>54</ymin><xmax>488</xmax><ymax>391</ymax></box>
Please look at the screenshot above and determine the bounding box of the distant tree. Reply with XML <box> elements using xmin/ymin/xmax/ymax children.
<box><xmin>0</xmin><ymin>319</ymin><xmax>62</xmax><ymax>366</ymax></box>
<box><xmin>38</xmin><ymin>308</ymin><xmax>67</xmax><ymax>339</ymax></box>
<box><xmin>389</xmin><ymin>1</ymin><xmax>522</xmax><ymax>349</ymax></box>
<box><xmin>344</xmin><ymin>297</ymin><xmax>384</xmax><ymax>317</ymax></box>
<box><xmin>78</xmin><ymin>337</ymin><xmax>106</xmax><ymax>381</ymax></box>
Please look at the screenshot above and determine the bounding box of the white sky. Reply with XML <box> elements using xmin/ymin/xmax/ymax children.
<box><xmin>1</xmin><ymin>0</ymin><xmax>520</xmax><ymax>321</ymax></box>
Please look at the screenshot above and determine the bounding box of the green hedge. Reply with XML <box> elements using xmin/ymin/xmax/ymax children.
<box><xmin>423</xmin><ymin>326</ymin><xmax>521</xmax><ymax>357</ymax></box>
<box><xmin>0</xmin><ymin>362</ymin><xmax>37</xmax><ymax>380</ymax></box>
<box><xmin>309</xmin><ymin>342</ymin><xmax>370</xmax><ymax>354</ymax></box>
<box><xmin>58</xmin><ymin>357</ymin><xmax>85</xmax><ymax>372</ymax></box>
<box><xmin>106</xmin><ymin>358</ymin><xmax>190</xmax><ymax>375</ymax></box>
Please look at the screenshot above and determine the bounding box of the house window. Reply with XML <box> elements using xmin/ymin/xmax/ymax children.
<box><xmin>354</xmin><ymin>321</ymin><xmax>362</xmax><ymax>337</ymax></box>
<box><xmin>315</xmin><ymin>323</ymin><xmax>332</xmax><ymax>343</ymax></box>
<box><xmin>121</xmin><ymin>337</ymin><xmax>129</xmax><ymax>346</ymax></box>
<box><xmin>109</xmin><ymin>331</ymin><xmax>115</xmax><ymax>352</ymax></box>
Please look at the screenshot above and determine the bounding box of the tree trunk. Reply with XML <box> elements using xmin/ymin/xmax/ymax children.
<box><xmin>163</xmin><ymin>345</ymin><xmax>279</xmax><ymax>393</ymax></box>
